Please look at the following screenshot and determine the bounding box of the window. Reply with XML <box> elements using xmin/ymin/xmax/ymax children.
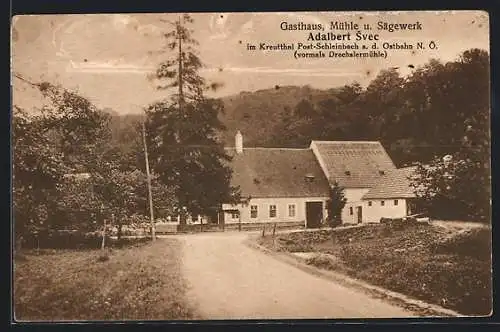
<box><xmin>231</xmin><ymin>211</ymin><xmax>240</xmax><ymax>219</ymax></box>
<box><xmin>381</xmin><ymin>201</ymin><xmax>385</xmax><ymax>206</ymax></box>
<box><xmin>368</xmin><ymin>201</ymin><xmax>372</xmax><ymax>207</ymax></box>
<box><xmin>349</xmin><ymin>207</ymin><xmax>353</xmax><ymax>215</ymax></box>
<box><xmin>305</xmin><ymin>174</ymin><xmax>315</xmax><ymax>183</ymax></box>
<box><xmin>250</xmin><ymin>205</ymin><xmax>258</xmax><ymax>218</ymax></box>
<box><xmin>394</xmin><ymin>200</ymin><xmax>399</xmax><ymax>206</ymax></box>
<box><xmin>288</xmin><ymin>204</ymin><xmax>296</xmax><ymax>217</ymax></box>
<box><xmin>269</xmin><ymin>205</ymin><xmax>277</xmax><ymax>218</ymax></box>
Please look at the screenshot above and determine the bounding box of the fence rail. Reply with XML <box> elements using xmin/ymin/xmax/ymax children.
<box><xmin>155</xmin><ymin>221</ymin><xmax>304</xmax><ymax>234</ymax></box>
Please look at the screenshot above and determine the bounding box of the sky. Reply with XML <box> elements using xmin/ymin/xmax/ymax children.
<box><xmin>11</xmin><ymin>11</ymin><xmax>489</xmax><ymax>114</ymax></box>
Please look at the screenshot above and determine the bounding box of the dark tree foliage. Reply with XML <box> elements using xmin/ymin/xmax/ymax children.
<box><xmin>12</xmin><ymin>76</ymin><xmax>178</xmax><ymax>242</ymax></box>
<box><xmin>12</xmin><ymin>79</ymin><xmax>112</xmax><ymax>238</ymax></box>
<box><xmin>12</xmin><ymin>107</ymin><xmax>65</xmax><ymax>238</ymax></box>
<box><xmin>146</xmin><ymin>100</ymin><xmax>239</xmax><ymax>218</ymax></box>
<box><xmin>34</xmin><ymin>82</ymin><xmax>112</xmax><ymax>172</ymax></box>
<box><xmin>326</xmin><ymin>182</ymin><xmax>347</xmax><ymax>226</ymax></box>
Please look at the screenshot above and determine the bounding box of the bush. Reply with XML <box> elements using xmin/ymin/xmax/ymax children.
<box><xmin>20</xmin><ymin>231</ymin><xmax>104</xmax><ymax>249</ymax></box>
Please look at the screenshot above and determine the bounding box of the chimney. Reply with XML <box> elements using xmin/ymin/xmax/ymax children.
<box><xmin>235</xmin><ymin>130</ymin><xmax>243</xmax><ymax>154</ymax></box>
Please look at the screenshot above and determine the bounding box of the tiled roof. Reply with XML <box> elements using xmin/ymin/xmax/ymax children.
<box><xmin>311</xmin><ymin>141</ymin><xmax>397</xmax><ymax>188</ymax></box>
<box><xmin>225</xmin><ymin>148</ymin><xmax>331</xmax><ymax>198</ymax></box>
<box><xmin>362</xmin><ymin>166</ymin><xmax>418</xmax><ymax>200</ymax></box>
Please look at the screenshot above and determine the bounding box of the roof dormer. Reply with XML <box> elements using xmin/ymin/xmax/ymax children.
<box><xmin>305</xmin><ymin>173</ymin><xmax>315</xmax><ymax>182</ymax></box>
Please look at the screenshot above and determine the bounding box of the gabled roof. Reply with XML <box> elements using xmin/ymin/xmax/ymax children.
<box><xmin>310</xmin><ymin>141</ymin><xmax>397</xmax><ymax>188</ymax></box>
<box><xmin>362</xmin><ymin>166</ymin><xmax>418</xmax><ymax>200</ymax></box>
<box><xmin>225</xmin><ymin>148</ymin><xmax>330</xmax><ymax>198</ymax></box>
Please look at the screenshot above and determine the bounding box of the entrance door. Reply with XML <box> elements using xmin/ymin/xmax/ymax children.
<box><xmin>356</xmin><ymin>206</ymin><xmax>362</xmax><ymax>223</ymax></box>
<box><xmin>306</xmin><ymin>202</ymin><xmax>323</xmax><ymax>228</ymax></box>
<box><xmin>407</xmin><ymin>200</ymin><xmax>415</xmax><ymax>215</ymax></box>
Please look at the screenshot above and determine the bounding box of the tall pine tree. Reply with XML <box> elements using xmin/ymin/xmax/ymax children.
<box><xmin>146</xmin><ymin>14</ymin><xmax>239</xmax><ymax>226</ymax></box>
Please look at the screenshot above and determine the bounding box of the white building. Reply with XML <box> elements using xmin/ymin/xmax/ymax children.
<box><xmin>222</xmin><ymin>133</ymin><xmax>418</xmax><ymax>227</ymax></box>
<box><xmin>361</xmin><ymin>166</ymin><xmax>418</xmax><ymax>222</ymax></box>
<box><xmin>310</xmin><ymin>140</ymin><xmax>398</xmax><ymax>224</ymax></box>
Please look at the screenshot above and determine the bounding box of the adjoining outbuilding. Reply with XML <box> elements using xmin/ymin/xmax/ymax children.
<box><xmin>310</xmin><ymin>140</ymin><xmax>397</xmax><ymax>224</ymax></box>
<box><xmin>361</xmin><ymin>166</ymin><xmax>418</xmax><ymax>223</ymax></box>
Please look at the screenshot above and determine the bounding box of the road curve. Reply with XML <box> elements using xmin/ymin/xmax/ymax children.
<box><xmin>177</xmin><ymin>232</ymin><xmax>416</xmax><ymax>319</ymax></box>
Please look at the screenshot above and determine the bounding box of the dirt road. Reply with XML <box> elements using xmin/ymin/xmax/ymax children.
<box><xmin>178</xmin><ymin>232</ymin><xmax>416</xmax><ymax>319</ymax></box>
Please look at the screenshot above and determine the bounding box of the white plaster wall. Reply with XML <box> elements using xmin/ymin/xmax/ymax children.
<box><xmin>362</xmin><ymin>198</ymin><xmax>408</xmax><ymax>223</ymax></box>
<box><xmin>341</xmin><ymin>188</ymin><xmax>370</xmax><ymax>224</ymax></box>
<box><xmin>223</xmin><ymin>196</ymin><xmax>329</xmax><ymax>225</ymax></box>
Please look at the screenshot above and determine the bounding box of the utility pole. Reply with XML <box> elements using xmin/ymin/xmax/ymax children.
<box><xmin>142</xmin><ymin>121</ymin><xmax>156</xmax><ymax>241</ymax></box>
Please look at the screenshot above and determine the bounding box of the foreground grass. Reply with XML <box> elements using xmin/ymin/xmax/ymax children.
<box><xmin>258</xmin><ymin>222</ymin><xmax>492</xmax><ymax>316</ymax></box>
<box><xmin>14</xmin><ymin>239</ymin><xmax>198</xmax><ymax>321</ymax></box>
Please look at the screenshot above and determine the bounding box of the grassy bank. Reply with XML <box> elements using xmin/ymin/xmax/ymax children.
<box><xmin>257</xmin><ymin>222</ymin><xmax>492</xmax><ymax>316</ymax></box>
<box><xmin>14</xmin><ymin>238</ymin><xmax>198</xmax><ymax>321</ymax></box>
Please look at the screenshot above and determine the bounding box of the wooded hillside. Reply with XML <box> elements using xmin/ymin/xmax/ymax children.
<box><xmin>217</xmin><ymin>49</ymin><xmax>489</xmax><ymax>169</ymax></box>
<box><xmin>111</xmin><ymin>48</ymin><xmax>489</xmax><ymax>170</ymax></box>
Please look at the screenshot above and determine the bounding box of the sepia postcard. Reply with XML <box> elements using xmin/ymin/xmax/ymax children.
<box><xmin>11</xmin><ymin>10</ymin><xmax>492</xmax><ymax>322</ymax></box>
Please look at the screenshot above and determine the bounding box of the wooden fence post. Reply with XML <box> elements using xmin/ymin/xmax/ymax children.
<box><xmin>272</xmin><ymin>223</ymin><xmax>277</xmax><ymax>246</ymax></box>
<box><xmin>101</xmin><ymin>216</ymin><xmax>108</xmax><ymax>250</ymax></box>
<box><xmin>220</xmin><ymin>211</ymin><xmax>225</xmax><ymax>232</ymax></box>
<box><xmin>36</xmin><ymin>232</ymin><xmax>40</xmax><ymax>254</ymax></box>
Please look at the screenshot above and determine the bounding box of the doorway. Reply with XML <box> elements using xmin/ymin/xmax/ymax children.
<box><xmin>356</xmin><ymin>206</ymin><xmax>363</xmax><ymax>223</ymax></box>
<box><xmin>407</xmin><ymin>200</ymin><xmax>416</xmax><ymax>215</ymax></box>
<box><xmin>306</xmin><ymin>202</ymin><xmax>323</xmax><ymax>228</ymax></box>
